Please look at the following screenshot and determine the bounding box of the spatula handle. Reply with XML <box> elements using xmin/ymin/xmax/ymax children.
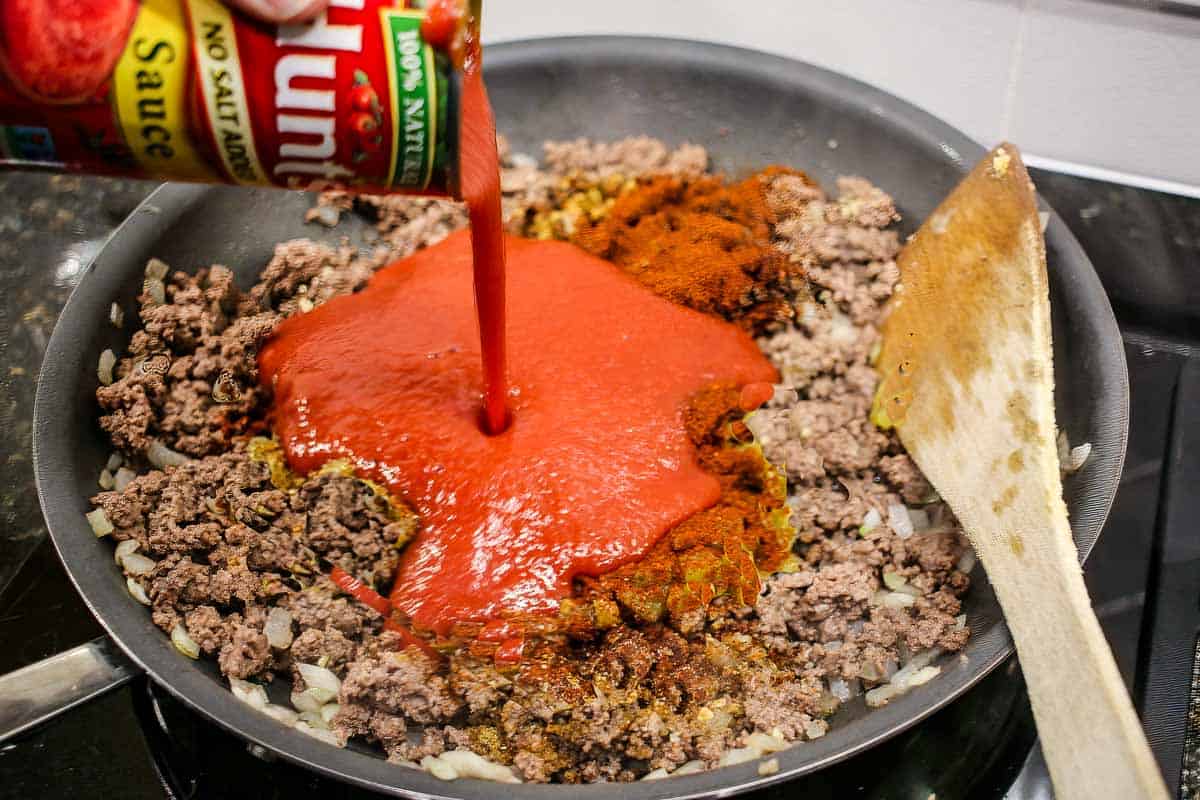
<box><xmin>978</xmin><ymin>535</ymin><xmax>1168</xmax><ymax>800</ymax></box>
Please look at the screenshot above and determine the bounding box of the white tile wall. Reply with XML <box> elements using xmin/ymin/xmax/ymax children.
<box><xmin>482</xmin><ymin>0</ymin><xmax>1200</xmax><ymax>196</ymax></box>
<box><xmin>1011</xmin><ymin>0</ymin><xmax>1200</xmax><ymax>192</ymax></box>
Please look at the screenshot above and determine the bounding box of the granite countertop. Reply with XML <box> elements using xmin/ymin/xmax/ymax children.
<box><xmin>0</xmin><ymin>173</ymin><xmax>155</xmax><ymax>594</ymax></box>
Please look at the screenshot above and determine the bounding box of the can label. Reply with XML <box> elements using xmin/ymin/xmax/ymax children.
<box><xmin>0</xmin><ymin>0</ymin><xmax>454</xmax><ymax>194</ymax></box>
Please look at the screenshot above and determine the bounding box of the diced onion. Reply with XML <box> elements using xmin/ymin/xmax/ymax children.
<box><xmin>114</xmin><ymin>467</ymin><xmax>137</xmax><ymax>492</ymax></box>
<box><xmin>803</xmin><ymin>719</ymin><xmax>828</xmax><ymax>740</ymax></box>
<box><xmin>312</xmin><ymin>205</ymin><xmax>340</xmax><ymax>228</ymax></box>
<box><xmin>97</xmin><ymin>349</ymin><xmax>116</xmax><ymax>386</ymax></box>
<box><xmin>865</xmin><ymin>683</ymin><xmax>899</xmax><ymax>707</ymax></box>
<box><xmin>420</xmin><ymin>750</ymin><xmax>521</xmax><ymax>783</ymax></box>
<box><xmin>122</xmin><ymin>552</ymin><xmax>157</xmax><ymax>576</ymax></box>
<box><xmin>147</xmin><ymin>439</ymin><xmax>191</xmax><ymax>469</ymax></box>
<box><xmin>895</xmin><ymin>665</ymin><xmax>940</xmax><ymax>691</ymax></box>
<box><xmin>171</xmin><ymin>624</ymin><xmax>200</xmax><ymax>659</ymax></box>
<box><xmin>98</xmin><ymin>469</ymin><xmax>115</xmax><ymax>490</ymax></box>
<box><xmin>744</xmin><ymin>732</ymin><xmax>788</xmax><ymax>753</ymax></box>
<box><xmin>717</xmin><ymin>731</ymin><xmax>790</xmax><ymax>765</ymax></box>
<box><xmin>954</xmin><ymin>614</ymin><xmax>968</xmax><ymax>629</ymax></box>
<box><xmin>291</xmin><ymin>690</ymin><xmax>324</xmax><ymax>713</ymax></box>
<box><xmin>106</xmin><ymin>452</ymin><xmax>123</xmax><ymax>471</ymax></box>
<box><xmin>296</xmin><ymin>663</ymin><xmax>341</xmax><ymax>704</ymax></box>
<box><xmin>298</xmin><ymin>710</ymin><xmax>329</xmax><ymax>730</ymax></box>
<box><xmin>907</xmin><ymin>507</ymin><xmax>930</xmax><ymax>532</ymax></box>
<box><xmin>1067</xmin><ymin>443</ymin><xmax>1092</xmax><ymax>473</ymax></box>
<box><xmin>230</xmin><ymin>678</ymin><xmax>269</xmax><ymax>710</ymax></box>
<box><xmin>126</xmin><ymin>577</ymin><xmax>151</xmax><ymax>605</ymax></box>
<box><xmin>888</xmin><ymin>504</ymin><xmax>914</xmax><ymax>539</ymax></box>
<box><xmin>865</xmin><ymin>651</ymin><xmax>944</xmax><ymax>705</ymax></box>
<box><xmin>86</xmin><ymin>508</ymin><xmax>114</xmax><ymax>538</ymax></box>
<box><xmin>264</xmin><ymin>607</ymin><xmax>294</xmax><ymax>650</ymax></box>
<box><xmin>295</xmin><ymin>721</ymin><xmax>341</xmax><ymax>747</ymax></box>
<box><xmin>956</xmin><ymin>547</ymin><xmax>977</xmax><ymax>574</ymax></box>
<box><xmin>144</xmin><ymin>257</ymin><xmax>169</xmax><ymax>280</ymax></box>
<box><xmin>114</xmin><ymin>539</ymin><xmax>139</xmax><ymax>565</ymax></box>
<box><xmin>144</xmin><ymin>278</ymin><xmax>166</xmax><ymax>306</ymax></box>
<box><xmin>719</xmin><ymin>746</ymin><xmax>760</xmax><ymax>767</ymax></box>
<box><xmin>828</xmin><ymin>677</ymin><xmax>857</xmax><ymax>701</ymax></box>
<box><xmin>877</xmin><ymin>590</ymin><xmax>915</xmax><ymax>610</ymax></box>
<box><xmin>641</xmin><ymin>768</ymin><xmax>670</xmax><ymax>781</ymax></box>
<box><xmin>882</xmin><ymin>572</ymin><xmax>923</xmax><ymax>598</ymax></box>
<box><xmin>828</xmin><ymin>309</ymin><xmax>857</xmax><ymax>346</ymax></box>
<box><xmin>892</xmin><ymin>649</ymin><xmax>940</xmax><ymax>684</ymax></box>
<box><xmin>320</xmin><ymin>703</ymin><xmax>340</xmax><ymax>725</ymax></box>
<box><xmin>261</xmin><ymin>705</ymin><xmax>299</xmax><ymax>726</ymax></box>
<box><xmin>758</xmin><ymin>757</ymin><xmax>780</xmax><ymax>776</ymax></box>
<box><xmin>860</xmin><ymin>507</ymin><xmax>881</xmax><ymax>534</ymax></box>
<box><xmin>110</xmin><ymin>302</ymin><xmax>124</xmax><ymax>328</ymax></box>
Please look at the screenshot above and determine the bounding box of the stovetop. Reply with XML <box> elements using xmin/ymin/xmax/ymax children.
<box><xmin>0</xmin><ymin>168</ymin><xmax>1197</xmax><ymax>800</ymax></box>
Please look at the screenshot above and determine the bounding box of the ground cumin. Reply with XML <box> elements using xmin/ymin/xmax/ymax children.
<box><xmin>592</xmin><ymin>383</ymin><xmax>797</xmax><ymax>631</ymax></box>
<box><xmin>572</xmin><ymin>168</ymin><xmax>812</xmax><ymax>328</ymax></box>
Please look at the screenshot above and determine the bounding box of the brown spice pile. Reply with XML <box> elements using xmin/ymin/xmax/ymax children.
<box><xmin>591</xmin><ymin>383</ymin><xmax>796</xmax><ymax>635</ymax></box>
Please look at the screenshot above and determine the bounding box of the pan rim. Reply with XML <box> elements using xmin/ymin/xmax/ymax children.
<box><xmin>33</xmin><ymin>34</ymin><xmax>1129</xmax><ymax>799</ymax></box>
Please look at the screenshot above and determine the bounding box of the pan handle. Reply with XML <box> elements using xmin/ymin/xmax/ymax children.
<box><xmin>0</xmin><ymin>637</ymin><xmax>142</xmax><ymax>744</ymax></box>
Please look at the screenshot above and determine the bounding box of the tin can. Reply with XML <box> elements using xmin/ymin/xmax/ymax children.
<box><xmin>0</xmin><ymin>0</ymin><xmax>462</xmax><ymax>195</ymax></box>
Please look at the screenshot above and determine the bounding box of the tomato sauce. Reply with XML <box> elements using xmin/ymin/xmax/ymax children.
<box><xmin>259</xmin><ymin>232</ymin><xmax>778</xmax><ymax>633</ymax></box>
<box><xmin>457</xmin><ymin>52</ymin><xmax>509</xmax><ymax>435</ymax></box>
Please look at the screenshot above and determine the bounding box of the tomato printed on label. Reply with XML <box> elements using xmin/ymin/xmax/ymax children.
<box><xmin>419</xmin><ymin>0</ymin><xmax>463</xmax><ymax>52</ymax></box>
<box><xmin>349</xmin><ymin>84</ymin><xmax>379</xmax><ymax>113</ymax></box>
<box><xmin>0</xmin><ymin>0</ymin><xmax>139</xmax><ymax>103</ymax></box>
<box><xmin>350</xmin><ymin>112</ymin><xmax>379</xmax><ymax>138</ymax></box>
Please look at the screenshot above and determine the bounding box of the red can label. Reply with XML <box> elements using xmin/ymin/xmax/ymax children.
<box><xmin>0</xmin><ymin>0</ymin><xmax>453</xmax><ymax>194</ymax></box>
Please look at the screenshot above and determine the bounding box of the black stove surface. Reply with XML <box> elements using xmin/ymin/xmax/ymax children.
<box><xmin>0</xmin><ymin>167</ymin><xmax>1197</xmax><ymax>800</ymax></box>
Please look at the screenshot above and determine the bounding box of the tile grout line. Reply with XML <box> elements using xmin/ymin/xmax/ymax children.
<box><xmin>1001</xmin><ymin>0</ymin><xmax>1034</xmax><ymax>141</ymax></box>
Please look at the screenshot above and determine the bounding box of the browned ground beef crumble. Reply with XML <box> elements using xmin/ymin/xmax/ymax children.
<box><xmin>91</xmin><ymin>137</ymin><xmax>971</xmax><ymax>783</ymax></box>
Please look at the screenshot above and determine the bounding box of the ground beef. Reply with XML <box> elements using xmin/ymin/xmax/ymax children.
<box><xmin>335</xmin><ymin>650</ymin><xmax>463</xmax><ymax>757</ymax></box>
<box><xmin>290</xmin><ymin>627</ymin><xmax>358</xmax><ymax>670</ymax></box>
<box><xmin>286</xmin><ymin>576</ymin><xmax>381</xmax><ymax>642</ymax></box>
<box><xmin>740</xmin><ymin>174</ymin><xmax>971</xmax><ymax>695</ymax></box>
<box><xmin>219</xmin><ymin>622</ymin><xmax>273</xmax><ymax>679</ymax></box>
<box><xmin>90</xmin><ymin>137</ymin><xmax>973</xmax><ymax>783</ymax></box>
<box><xmin>448</xmin><ymin>655</ymin><xmax>512</xmax><ymax>715</ymax></box>
<box><xmin>294</xmin><ymin>472</ymin><xmax>417</xmax><ymax>587</ymax></box>
<box><xmin>542</xmin><ymin>136</ymin><xmax>708</xmax><ymax>177</ymax></box>
<box><xmin>184</xmin><ymin>605</ymin><xmax>232</xmax><ymax>655</ymax></box>
<box><xmin>94</xmin><ymin>446</ymin><xmax>412</xmax><ymax>680</ymax></box>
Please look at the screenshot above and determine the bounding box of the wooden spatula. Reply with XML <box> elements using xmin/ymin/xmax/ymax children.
<box><xmin>871</xmin><ymin>144</ymin><xmax>1168</xmax><ymax>800</ymax></box>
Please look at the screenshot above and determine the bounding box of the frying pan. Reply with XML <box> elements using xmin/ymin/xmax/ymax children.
<box><xmin>9</xmin><ymin>36</ymin><xmax>1127</xmax><ymax>799</ymax></box>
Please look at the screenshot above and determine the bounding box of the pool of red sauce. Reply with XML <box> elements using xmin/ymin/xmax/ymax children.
<box><xmin>260</xmin><ymin>9</ymin><xmax>778</xmax><ymax>633</ymax></box>
<box><xmin>259</xmin><ymin>232</ymin><xmax>777</xmax><ymax>633</ymax></box>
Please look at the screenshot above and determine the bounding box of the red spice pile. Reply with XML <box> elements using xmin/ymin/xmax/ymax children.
<box><xmin>573</xmin><ymin>169</ymin><xmax>813</xmax><ymax>328</ymax></box>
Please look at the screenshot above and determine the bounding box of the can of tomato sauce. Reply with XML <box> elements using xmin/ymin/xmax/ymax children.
<box><xmin>0</xmin><ymin>0</ymin><xmax>466</xmax><ymax>196</ymax></box>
